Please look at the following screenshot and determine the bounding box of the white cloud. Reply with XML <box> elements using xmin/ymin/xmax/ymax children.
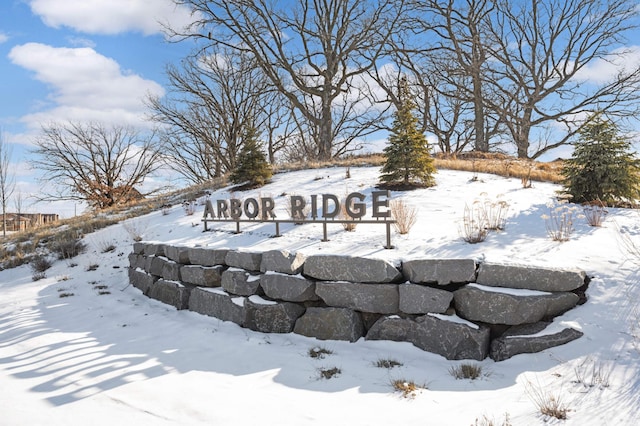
<box><xmin>574</xmin><ymin>45</ymin><xmax>640</xmax><ymax>84</ymax></box>
<box><xmin>28</xmin><ymin>0</ymin><xmax>195</xmax><ymax>36</ymax></box>
<box><xmin>0</xmin><ymin>32</ymin><xmax>8</xmax><ymax>43</ymax></box>
<box><xmin>8</xmin><ymin>43</ymin><xmax>164</xmax><ymax>130</ymax></box>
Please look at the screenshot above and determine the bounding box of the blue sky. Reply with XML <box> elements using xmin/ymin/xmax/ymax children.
<box><xmin>0</xmin><ymin>0</ymin><xmax>195</xmax><ymax>217</ymax></box>
<box><xmin>2</xmin><ymin>1</ymin><xmax>640</xmax><ymax>218</ymax></box>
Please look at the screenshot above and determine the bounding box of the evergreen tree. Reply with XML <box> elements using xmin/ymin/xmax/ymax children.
<box><xmin>380</xmin><ymin>78</ymin><xmax>436</xmax><ymax>188</ymax></box>
<box><xmin>230</xmin><ymin>126</ymin><xmax>272</xmax><ymax>188</ymax></box>
<box><xmin>562</xmin><ymin>114</ymin><xmax>640</xmax><ymax>206</ymax></box>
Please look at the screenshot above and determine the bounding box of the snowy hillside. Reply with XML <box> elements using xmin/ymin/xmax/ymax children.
<box><xmin>1</xmin><ymin>166</ymin><xmax>639</xmax><ymax>425</ymax></box>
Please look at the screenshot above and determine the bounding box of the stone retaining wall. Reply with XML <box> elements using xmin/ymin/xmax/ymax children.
<box><xmin>128</xmin><ymin>243</ymin><xmax>587</xmax><ymax>361</ymax></box>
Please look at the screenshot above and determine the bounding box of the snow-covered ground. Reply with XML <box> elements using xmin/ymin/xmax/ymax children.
<box><xmin>1</xmin><ymin>167</ymin><xmax>639</xmax><ymax>425</ymax></box>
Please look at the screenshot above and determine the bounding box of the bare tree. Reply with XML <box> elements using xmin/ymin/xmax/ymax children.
<box><xmin>171</xmin><ymin>0</ymin><xmax>405</xmax><ymax>161</ymax></box>
<box><xmin>485</xmin><ymin>0</ymin><xmax>640</xmax><ymax>158</ymax></box>
<box><xmin>148</xmin><ymin>48</ymin><xmax>290</xmax><ymax>184</ymax></box>
<box><xmin>0</xmin><ymin>131</ymin><xmax>15</xmax><ymax>237</ymax></box>
<box><xmin>31</xmin><ymin>122</ymin><xmax>164</xmax><ymax>210</ymax></box>
<box><xmin>371</xmin><ymin>0</ymin><xmax>502</xmax><ymax>154</ymax></box>
<box><xmin>419</xmin><ymin>0</ymin><xmax>496</xmax><ymax>153</ymax></box>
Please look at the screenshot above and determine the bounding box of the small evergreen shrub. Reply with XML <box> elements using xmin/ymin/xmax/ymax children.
<box><xmin>230</xmin><ymin>126</ymin><xmax>272</xmax><ymax>189</ymax></box>
<box><xmin>562</xmin><ymin>114</ymin><xmax>640</xmax><ymax>206</ymax></box>
<box><xmin>379</xmin><ymin>77</ymin><xmax>436</xmax><ymax>189</ymax></box>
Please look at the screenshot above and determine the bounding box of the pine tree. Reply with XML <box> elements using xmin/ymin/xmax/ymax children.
<box><xmin>379</xmin><ymin>78</ymin><xmax>436</xmax><ymax>189</ymax></box>
<box><xmin>562</xmin><ymin>114</ymin><xmax>640</xmax><ymax>206</ymax></box>
<box><xmin>230</xmin><ymin>126</ymin><xmax>272</xmax><ymax>188</ymax></box>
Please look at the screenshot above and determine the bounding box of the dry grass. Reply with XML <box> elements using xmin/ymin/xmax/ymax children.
<box><xmin>582</xmin><ymin>201</ymin><xmax>608</xmax><ymax>227</ymax></box>
<box><xmin>375</xmin><ymin>358</ymin><xmax>403</xmax><ymax>369</ymax></box>
<box><xmin>434</xmin><ymin>152</ymin><xmax>563</xmax><ymax>183</ymax></box>
<box><xmin>317</xmin><ymin>366</ymin><xmax>341</xmax><ymax>380</ymax></box>
<box><xmin>308</xmin><ymin>346</ymin><xmax>333</xmax><ymax>359</ymax></box>
<box><xmin>449</xmin><ymin>363</ymin><xmax>484</xmax><ymax>380</ymax></box>
<box><xmin>391</xmin><ymin>379</ymin><xmax>426</xmax><ymax>399</ymax></box>
<box><xmin>525</xmin><ymin>379</ymin><xmax>570</xmax><ymax>420</ymax></box>
<box><xmin>472</xmin><ymin>413</ymin><xmax>512</xmax><ymax>426</ymax></box>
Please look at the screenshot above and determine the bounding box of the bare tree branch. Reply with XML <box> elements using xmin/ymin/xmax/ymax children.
<box><xmin>30</xmin><ymin>122</ymin><xmax>164</xmax><ymax>210</ymax></box>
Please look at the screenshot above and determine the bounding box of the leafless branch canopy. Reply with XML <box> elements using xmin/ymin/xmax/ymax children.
<box><xmin>31</xmin><ymin>122</ymin><xmax>164</xmax><ymax>210</ymax></box>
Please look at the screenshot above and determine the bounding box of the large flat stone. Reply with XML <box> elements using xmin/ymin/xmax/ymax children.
<box><xmin>366</xmin><ymin>314</ymin><xmax>490</xmax><ymax>360</ymax></box>
<box><xmin>315</xmin><ymin>282</ymin><xmax>399</xmax><ymax>314</ymax></box>
<box><xmin>294</xmin><ymin>307</ymin><xmax>364</xmax><ymax>342</ymax></box>
<box><xmin>260</xmin><ymin>273</ymin><xmax>319</xmax><ymax>302</ymax></box>
<box><xmin>221</xmin><ymin>269</ymin><xmax>262</xmax><ymax>296</ymax></box>
<box><xmin>454</xmin><ymin>284</ymin><xmax>579</xmax><ymax>325</ymax></box>
<box><xmin>145</xmin><ymin>255</ymin><xmax>166</xmax><ymax>276</ymax></box>
<box><xmin>144</xmin><ymin>243</ymin><xmax>165</xmax><ymax>257</ymax></box>
<box><xmin>128</xmin><ymin>268</ymin><xmax>157</xmax><ymax>294</ymax></box>
<box><xmin>490</xmin><ymin>322</ymin><xmax>584</xmax><ymax>361</ymax></box>
<box><xmin>225</xmin><ymin>251</ymin><xmax>262</xmax><ymax>271</ymax></box>
<box><xmin>304</xmin><ymin>255</ymin><xmax>401</xmax><ymax>283</ymax></box>
<box><xmin>164</xmin><ymin>245</ymin><xmax>191</xmax><ymax>264</ymax></box>
<box><xmin>477</xmin><ymin>263</ymin><xmax>586</xmax><ymax>292</ymax></box>
<box><xmin>244</xmin><ymin>296</ymin><xmax>305</xmax><ymax>333</ymax></box>
<box><xmin>188</xmin><ymin>287</ymin><xmax>246</xmax><ymax>325</ymax></box>
<box><xmin>147</xmin><ymin>279</ymin><xmax>190</xmax><ymax>310</ymax></box>
<box><xmin>402</xmin><ymin>259</ymin><xmax>476</xmax><ymax>284</ymax></box>
<box><xmin>162</xmin><ymin>260</ymin><xmax>181</xmax><ymax>281</ymax></box>
<box><xmin>260</xmin><ymin>249</ymin><xmax>306</xmax><ymax>274</ymax></box>
<box><xmin>399</xmin><ymin>283</ymin><xmax>453</xmax><ymax>314</ymax></box>
<box><xmin>180</xmin><ymin>265</ymin><xmax>225</xmax><ymax>287</ymax></box>
<box><xmin>188</xmin><ymin>248</ymin><xmax>229</xmax><ymax>266</ymax></box>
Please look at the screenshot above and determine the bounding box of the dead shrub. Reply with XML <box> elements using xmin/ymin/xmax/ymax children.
<box><xmin>309</xmin><ymin>346</ymin><xmax>333</xmax><ymax>359</ymax></box>
<box><xmin>449</xmin><ymin>363</ymin><xmax>483</xmax><ymax>380</ymax></box>
<box><xmin>460</xmin><ymin>202</ymin><xmax>489</xmax><ymax>243</ymax></box>
<box><xmin>582</xmin><ymin>200</ymin><xmax>607</xmax><ymax>227</ymax></box>
<box><xmin>525</xmin><ymin>379</ymin><xmax>570</xmax><ymax>420</ymax></box>
<box><xmin>340</xmin><ymin>195</ymin><xmax>358</xmax><ymax>232</ymax></box>
<box><xmin>48</xmin><ymin>231</ymin><xmax>86</xmax><ymax>260</ymax></box>
<box><xmin>375</xmin><ymin>358</ymin><xmax>403</xmax><ymax>369</ymax></box>
<box><xmin>391</xmin><ymin>199</ymin><xmax>417</xmax><ymax>235</ymax></box>
<box><xmin>391</xmin><ymin>379</ymin><xmax>426</xmax><ymax>399</ymax></box>
<box><xmin>472</xmin><ymin>413</ymin><xmax>512</xmax><ymax>426</ymax></box>
<box><xmin>317</xmin><ymin>366</ymin><xmax>341</xmax><ymax>380</ymax></box>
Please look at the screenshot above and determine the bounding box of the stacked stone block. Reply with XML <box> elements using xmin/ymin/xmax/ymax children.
<box><xmin>129</xmin><ymin>244</ymin><xmax>586</xmax><ymax>361</ymax></box>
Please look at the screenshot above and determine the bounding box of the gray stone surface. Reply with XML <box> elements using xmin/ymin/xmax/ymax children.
<box><xmin>165</xmin><ymin>245</ymin><xmax>191</xmax><ymax>264</ymax></box>
<box><xmin>490</xmin><ymin>322</ymin><xmax>584</xmax><ymax>361</ymax></box>
<box><xmin>366</xmin><ymin>314</ymin><xmax>490</xmax><ymax>360</ymax></box>
<box><xmin>222</xmin><ymin>269</ymin><xmax>262</xmax><ymax>296</ymax></box>
<box><xmin>147</xmin><ymin>279</ymin><xmax>190</xmax><ymax>310</ymax></box>
<box><xmin>402</xmin><ymin>258</ymin><xmax>477</xmax><ymax>284</ymax></box>
<box><xmin>128</xmin><ymin>253</ymin><xmax>145</xmax><ymax>270</ymax></box>
<box><xmin>244</xmin><ymin>297</ymin><xmax>305</xmax><ymax>333</ymax></box>
<box><xmin>144</xmin><ymin>243</ymin><xmax>165</xmax><ymax>257</ymax></box>
<box><xmin>188</xmin><ymin>248</ymin><xmax>229</xmax><ymax>266</ymax></box>
<box><xmin>180</xmin><ymin>265</ymin><xmax>225</xmax><ymax>287</ymax></box>
<box><xmin>260</xmin><ymin>273</ymin><xmax>319</xmax><ymax>302</ymax></box>
<box><xmin>260</xmin><ymin>249</ymin><xmax>306</xmax><ymax>274</ymax></box>
<box><xmin>315</xmin><ymin>282</ymin><xmax>399</xmax><ymax>314</ymax></box>
<box><xmin>304</xmin><ymin>255</ymin><xmax>401</xmax><ymax>283</ymax></box>
<box><xmin>132</xmin><ymin>242</ymin><xmax>145</xmax><ymax>254</ymax></box>
<box><xmin>188</xmin><ymin>287</ymin><xmax>246</xmax><ymax>325</ymax></box>
<box><xmin>128</xmin><ymin>268</ymin><xmax>157</xmax><ymax>294</ymax></box>
<box><xmin>399</xmin><ymin>283</ymin><xmax>453</xmax><ymax>314</ymax></box>
<box><xmin>146</xmin><ymin>256</ymin><xmax>166</xmax><ymax>276</ymax></box>
<box><xmin>162</xmin><ymin>260</ymin><xmax>181</xmax><ymax>281</ymax></box>
<box><xmin>225</xmin><ymin>250</ymin><xmax>263</xmax><ymax>271</ymax></box>
<box><xmin>294</xmin><ymin>307</ymin><xmax>364</xmax><ymax>342</ymax></box>
<box><xmin>454</xmin><ymin>284</ymin><xmax>579</xmax><ymax>325</ymax></box>
<box><xmin>477</xmin><ymin>263</ymin><xmax>586</xmax><ymax>292</ymax></box>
